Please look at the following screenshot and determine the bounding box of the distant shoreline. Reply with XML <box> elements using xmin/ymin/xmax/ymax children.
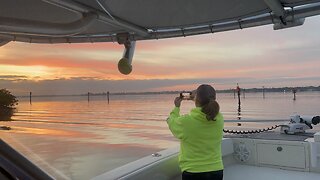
<box><xmin>16</xmin><ymin>86</ymin><xmax>320</xmax><ymax>98</ymax></box>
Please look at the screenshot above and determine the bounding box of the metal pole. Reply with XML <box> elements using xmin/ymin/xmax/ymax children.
<box><xmin>42</xmin><ymin>0</ymin><xmax>149</xmax><ymax>37</ymax></box>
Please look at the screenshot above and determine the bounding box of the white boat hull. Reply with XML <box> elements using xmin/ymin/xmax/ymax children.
<box><xmin>93</xmin><ymin>131</ymin><xmax>320</xmax><ymax>180</ymax></box>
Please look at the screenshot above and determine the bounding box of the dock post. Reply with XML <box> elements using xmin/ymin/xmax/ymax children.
<box><xmin>293</xmin><ymin>88</ymin><xmax>297</xmax><ymax>100</ymax></box>
<box><xmin>107</xmin><ymin>91</ymin><xmax>110</xmax><ymax>104</ymax></box>
<box><xmin>236</xmin><ymin>83</ymin><xmax>241</xmax><ymax>121</ymax></box>
<box><xmin>236</xmin><ymin>83</ymin><xmax>241</xmax><ymax>106</ymax></box>
<box><xmin>29</xmin><ymin>92</ymin><xmax>32</xmax><ymax>105</ymax></box>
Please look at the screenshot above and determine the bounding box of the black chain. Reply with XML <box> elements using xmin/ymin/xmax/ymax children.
<box><xmin>223</xmin><ymin>125</ymin><xmax>280</xmax><ymax>134</ymax></box>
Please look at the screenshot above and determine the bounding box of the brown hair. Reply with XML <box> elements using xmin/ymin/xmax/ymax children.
<box><xmin>196</xmin><ymin>84</ymin><xmax>220</xmax><ymax>121</ymax></box>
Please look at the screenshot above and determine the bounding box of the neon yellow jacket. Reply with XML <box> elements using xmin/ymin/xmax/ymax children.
<box><xmin>167</xmin><ymin>107</ymin><xmax>224</xmax><ymax>172</ymax></box>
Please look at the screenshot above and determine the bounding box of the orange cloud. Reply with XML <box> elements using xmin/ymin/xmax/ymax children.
<box><xmin>0</xmin><ymin>57</ymin><xmax>116</xmax><ymax>70</ymax></box>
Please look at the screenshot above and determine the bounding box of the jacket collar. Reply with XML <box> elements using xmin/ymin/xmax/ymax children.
<box><xmin>190</xmin><ymin>107</ymin><xmax>206</xmax><ymax>118</ymax></box>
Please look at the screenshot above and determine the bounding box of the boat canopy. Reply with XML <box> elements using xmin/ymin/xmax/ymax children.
<box><xmin>1</xmin><ymin>0</ymin><xmax>320</xmax><ymax>45</ymax></box>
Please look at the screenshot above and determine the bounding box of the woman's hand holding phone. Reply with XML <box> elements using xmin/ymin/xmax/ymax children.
<box><xmin>174</xmin><ymin>97</ymin><xmax>182</xmax><ymax>107</ymax></box>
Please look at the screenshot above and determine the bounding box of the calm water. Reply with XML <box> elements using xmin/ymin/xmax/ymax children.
<box><xmin>1</xmin><ymin>92</ymin><xmax>320</xmax><ymax>179</ymax></box>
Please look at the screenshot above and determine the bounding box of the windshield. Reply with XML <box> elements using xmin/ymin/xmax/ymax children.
<box><xmin>1</xmin><ymin>14</ymin><xmax>320</xmax><ymax>180</ymax></box>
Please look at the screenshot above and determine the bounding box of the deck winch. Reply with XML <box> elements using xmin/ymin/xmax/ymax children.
<box><xmin>280</xmin><ymin>115</ymin><xmax>320</xmax><ymax>134</ymax></box>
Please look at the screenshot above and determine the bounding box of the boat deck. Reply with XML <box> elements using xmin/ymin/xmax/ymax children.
<box><xmin>93</xmin><ymin>133</ymin><xmax>320</xmax><ymax>180</ymax></box>
<box><xmin>174</xmin><ymin>164</ymin><xmax>320</xmax><ymax>180</ymax></box>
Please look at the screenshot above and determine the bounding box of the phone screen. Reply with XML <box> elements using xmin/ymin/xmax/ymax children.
<box><xmin>180</xmin><ymin>92</ymin><xmax>192</xmax><ymax>100</ymax></box>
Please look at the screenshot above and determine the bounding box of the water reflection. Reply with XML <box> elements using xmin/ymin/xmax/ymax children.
<box><xmin>0</xmin><ymin>126</ymin><xmax>11</xmax><ymax>130</ymax></box>
<box><xmin>0</xmin><ymin>107</ymin><xmax>15</xmax><ymax>121</ymax></box>
<box><xmin>237</xmin><ymin>100</ymin><xmax>241</xmax><ymax>121</ymax></box>
<box><xmin>1</xmin><ymin>93</ymin><xmax>319</xmax><ymax>179</ymax></box>
<box><xmin>0</xmin><ymin>108</ymin><xmax>13</xmax><ymax>131</ymax></box>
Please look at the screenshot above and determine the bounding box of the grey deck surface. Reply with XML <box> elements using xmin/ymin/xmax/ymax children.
<box><xmin>224</xmin><ymin>164</ymin><xmax>320</xmax><ymax>180</ymax></box>
<box><xmin>224</xmin><ymin>131</ymin><xmax>314</xmax><ymax>141</ymax></box>
<box><xmin>174</xmin><ymin>164</ymin><xmax>320</xmax><ymax>180</ymax></box>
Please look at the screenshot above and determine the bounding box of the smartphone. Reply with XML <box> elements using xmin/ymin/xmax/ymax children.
<box><xmin>180</xmin><ymin>92</ymin><xmax>192</xmax><ymax>100</ymax></box>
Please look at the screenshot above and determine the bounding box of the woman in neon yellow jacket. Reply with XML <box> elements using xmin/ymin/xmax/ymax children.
<box><xmin>167</xmin><ymin>84</ymin><xmax>224</xmax><ymax>180</ymax></box>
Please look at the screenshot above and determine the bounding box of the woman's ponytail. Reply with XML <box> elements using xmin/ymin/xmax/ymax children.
<box><xmin>201</xmin><ymin>99</ymin><xmax>220</xmax><ymax>121</ymax></box>
<box><xmin>196</xmin><ymin>84</ymin><xmax>220</xmax><ymax>121</ymax></box>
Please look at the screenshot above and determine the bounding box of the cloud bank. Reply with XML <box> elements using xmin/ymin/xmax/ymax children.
<box><xmin>1</xmin><ymin>17</ymin><xmax>320</xmax><ymax>95</ymax></box>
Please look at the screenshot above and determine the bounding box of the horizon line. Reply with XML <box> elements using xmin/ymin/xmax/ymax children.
<box><xmin>15</xmin><ymin>85</ymin><xmax>320</xmax><ymax>98</ymax></box>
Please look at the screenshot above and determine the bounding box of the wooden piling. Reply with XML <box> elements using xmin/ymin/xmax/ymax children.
<box><xmin>107</xmin><ymin>91</ymin><xmax>110</xmax><ymax>104</ymax></box>
<box><xmin>29</xmin><ymin>92</ymin><xmax>32</xmax><ymax>105</ymax></box>
<box><xmin>236</xmin><ymin>83</ymin><xmax>241</xmax><ymax>106</ymax></box>
<box><xmin>293</xmin><ymin>88</ymin><xmax>297</xmax><ymax>100</ymax></box>
<box><xmin>237</xmin><ymin>84</ymin><xmax>241</xmax><ymax>120</ymax></box>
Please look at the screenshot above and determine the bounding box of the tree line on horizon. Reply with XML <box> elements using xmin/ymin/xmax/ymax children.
<box><xmin>89</xmin><ymin>85</ymin><xmax>320</xmax><ymax>95</ymax></box>
<box><xmin>4</xmin><ymin>85</ymin><xmax>320</xmax><ymax>98</ymax></box>
<box><xmin>218</xmin><ymin>85</ymin><xmax>320</xmax><ymax>93</ymax></box>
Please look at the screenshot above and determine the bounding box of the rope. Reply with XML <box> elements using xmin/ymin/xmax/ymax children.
<box><xmin>223</xmin><ymin>125</ymin><xmax>280</xmax><ymax>134</ymax></box>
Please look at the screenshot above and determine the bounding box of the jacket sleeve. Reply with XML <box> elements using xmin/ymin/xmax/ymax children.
<box><xmin>166</xmin><ymin>107</ymin><xmax>185</xmax><ymax>139</ymax></box>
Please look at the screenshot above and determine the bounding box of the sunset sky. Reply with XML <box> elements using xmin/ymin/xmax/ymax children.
<box><xmin>1</xmin><ymin>16</ymin><xmax>320</xmax><ymax>96</ymax></box>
